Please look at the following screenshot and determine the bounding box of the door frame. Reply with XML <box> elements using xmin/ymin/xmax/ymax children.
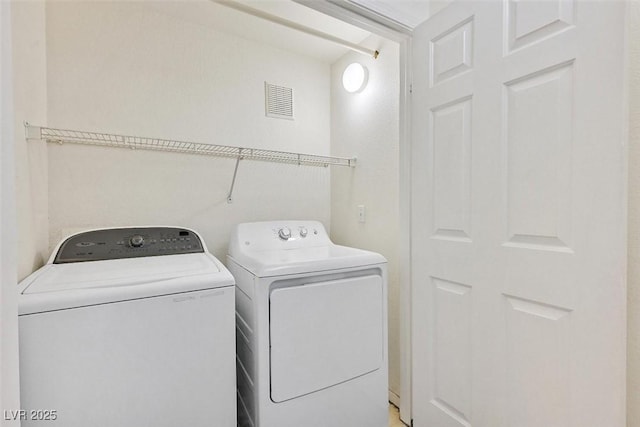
<box><xmin>1</xmin><ymin>0</ymin><xmax>21</xmax><ymax>424</ymax></box>
<box><xmin>397</xmin><ymin>37</ymin><xmax>413</xmax><ymax>424</ymax></box>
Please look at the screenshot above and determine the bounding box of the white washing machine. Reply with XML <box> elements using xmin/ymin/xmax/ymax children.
<box><xmin>227</xmin><ymin>221</ymin><xmax>388</xmax><ymax>427</ymax></box>
<box><xmin>18</xmin><ymin>227</ymin><xmax>236</xmax><ymax>427</ymax></box>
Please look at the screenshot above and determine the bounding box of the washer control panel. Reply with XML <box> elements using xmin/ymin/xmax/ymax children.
<box><xmin>54</xmin><ymin>227</ymin><xmax>204</xmax><ymax>264</ymax></box>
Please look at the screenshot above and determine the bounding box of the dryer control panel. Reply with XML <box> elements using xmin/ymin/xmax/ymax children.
<box><xmin>54</xmin><ymin>227</ymin><xmax>204</xmax><ymax>264</ymax></box>
<box><xmin>228</xmin><ymin>220</ymin><xmax>332</xmax><ymax>255</ymax></box>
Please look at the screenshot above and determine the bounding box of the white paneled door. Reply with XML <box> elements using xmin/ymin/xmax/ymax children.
<box><xmin>411</xmin><ymin>1</ymin><xmax>627</xmax><ymax>426</ymax></box>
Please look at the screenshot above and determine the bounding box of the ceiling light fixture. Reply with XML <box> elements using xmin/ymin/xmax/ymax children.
<box><xmin>342</xmin><ymin>63</ymin><xmax>368</xmax><ymax>93</ymax></box>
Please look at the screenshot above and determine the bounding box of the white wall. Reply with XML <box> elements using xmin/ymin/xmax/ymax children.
<box><xmin>628</xmin><ymin>2</ymin><xmax>640</xmax><ymax>425</ymax></box>
<box><xmin>330</xmin><ymin>37</ymin><xmax>400</xmax><ymax>401</ymax></box>
<box><xmin>1</xmin><ymin>0</ymin><xmax>20</xmax><ymax>423</ymax></box>
<box><xmin>45</xmin><ymin>1</ymin><xmax>330</xmax><ymax>261</ymax></box>
<box><xmin>13</xmin><ymin>0</ymin><xmax>48</xmax><ymax>281</ymax></box>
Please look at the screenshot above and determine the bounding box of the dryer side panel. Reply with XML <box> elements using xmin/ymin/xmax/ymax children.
<box><xmin>269</xmin><ymin>275</ymin><xmax>384</xmax><ymax>403</ymax></box>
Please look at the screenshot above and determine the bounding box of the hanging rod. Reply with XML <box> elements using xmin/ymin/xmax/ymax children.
<box><xmin>214</xmin><ymin>0</ymin><xmax>379</xmax><ymax>59</ymax></box>
<box><xmin>24</xmin><ymin>123</ymin><xmax>356</xmax><ymax>168</ymax></box>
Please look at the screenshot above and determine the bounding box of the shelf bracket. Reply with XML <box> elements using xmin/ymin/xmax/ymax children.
<box><xmin>24</xmin><ymin>122</ymin><xmax>42</xmax><ymax>140</ymax></box>
<box><xmin>227</xmin><ymin>149</ymin><xmax>243</xmax><ymax>204</ymax></box>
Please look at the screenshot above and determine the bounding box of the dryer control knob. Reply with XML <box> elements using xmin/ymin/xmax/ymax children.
<box><xmin>129</xmin><ymin>235</ymin><xmax>145</xmax><ymax>248</ymax></box>
<box><xmin>278</xmin><ymin>227</ymin><xmax>292</xmax><ymax>241</ymax></box>
<box><xmin>299</xmin><ymin>227</ymin><xmax>308</xmax><ymax>238</ymax></box>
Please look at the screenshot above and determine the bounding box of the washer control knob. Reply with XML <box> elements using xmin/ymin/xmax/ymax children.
<box><xmin>129</xmin><ymin>235</ymin><xmax>145</xmax><ymax>248</ymax></box>
<box><xmin>278</xmin><ymin>227</ymin><xmax>292</xmax><ymax>241</ymax></box>
<box><xmin>299</xmin><ymin>227</ymin><xmax>308</xmax><ymax>238</ymax></box>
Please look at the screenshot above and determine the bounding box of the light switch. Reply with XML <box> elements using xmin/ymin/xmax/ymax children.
<box><xmin>358</xmin><ymin>205</ymin><xmax>366</xmax><ymax>223</ymax></box>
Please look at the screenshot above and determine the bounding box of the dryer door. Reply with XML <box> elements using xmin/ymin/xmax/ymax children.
<box><xmin>269</xmin><ymin>274</ymin><xmax>384</xmax><ymax>402</ymax></box>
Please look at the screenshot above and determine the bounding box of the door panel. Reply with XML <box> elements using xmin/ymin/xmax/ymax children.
<box><xmin>432</xmin><ymin>96</ymin><xmax>472</xmax><ymax>241</ymax></box>
<box><xmin>431</xmin><ymin>17</ymin><xmax>474</xmax><ymax>86</ymax></box>
<box><xmin>505</xmin><ymin>0</ymin><xmax>574</xmax><ymax>52</ymax></box>
<box><xmin>504</xmin><ymin>61</ymin><xmax>574</xmax><ymax>251</ymax></box>
<box><xmin>411</xmin><ymin>1</ymin><xmax>626</xmax><ymax>426</ymax></box>
<box><xmin>504</xmin><ymin>295</ymin><xmax>572</xmax><ymax>427</ymax></box>
<box><xmin>432</xmin><ymin>278</ymin><xmax>472</xmax><ymax>426</ymax></box>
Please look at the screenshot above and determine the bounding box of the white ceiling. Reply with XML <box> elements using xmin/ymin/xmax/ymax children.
<box><xmin>347</xmin><ymin>0</ymin><xmax>430</xmax><ymax>29</ymax></box>
<box><xmin>146</xmin><ymin>0</ymin><xmax>378</xmax><ymax>64</ymax></box>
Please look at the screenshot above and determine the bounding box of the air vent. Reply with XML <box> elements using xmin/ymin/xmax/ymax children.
<box><xmin>265</xmin><ymin>82</ymin><xmax>294</xmax><ymax>120</ymax></box>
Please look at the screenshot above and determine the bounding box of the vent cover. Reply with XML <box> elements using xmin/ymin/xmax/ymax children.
<box><xmin>265</xmin><ymin>82</ymin><xmax>294</xmax><ymax>120</ymax></box>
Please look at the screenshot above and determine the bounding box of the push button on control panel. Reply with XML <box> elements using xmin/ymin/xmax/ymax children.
<box><xmin>129</xmin><ymin>235</ymin><xmax>145</xmax><ymax>248</ymax></box>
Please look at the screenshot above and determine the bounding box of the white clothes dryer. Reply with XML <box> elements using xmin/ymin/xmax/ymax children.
<box><xmin>18</xmin><ymin>227</ymin><xmax>236</xmax><ymax>427</ymax></box>
<box><xmin>228</xmin><ymin>221</ymin><xmax>388</xmax><ymax>427</ymax></box>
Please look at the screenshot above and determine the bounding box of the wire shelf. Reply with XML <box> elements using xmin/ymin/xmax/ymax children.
<box><xmin>25</xmin><ymin>124</ymin><xmax>356</xmax><ymax>168</ymax></box>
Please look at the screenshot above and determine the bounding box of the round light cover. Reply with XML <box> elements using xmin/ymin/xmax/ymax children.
<box><xmin>342</xmin><ymin>63</ymin><xmax>368</xmax><ymax>93</ymax></box>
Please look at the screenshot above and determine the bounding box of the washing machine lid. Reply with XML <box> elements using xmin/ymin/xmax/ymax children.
<box><xmin>18</xmin><ymin>227</ymin><xmax>235</xmax><ymax>315</ymax></box>
<box><xmin>19</xmin><ymin>253</ymin><xmax>234</xmax><ymax>315</ymax></box>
